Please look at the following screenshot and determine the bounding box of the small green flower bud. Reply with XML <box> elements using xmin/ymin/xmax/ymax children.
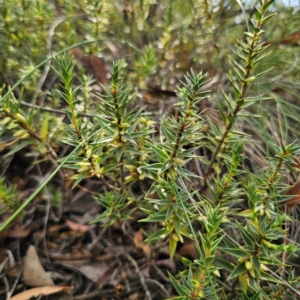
<box><xmin>146</xmin><ymin>120</ymin><xmax>156</xmax><ymax>126</ymax></box>
<box><xmin>125</xmin><ymin>175</ymin><xmax>135</xmax><ymax>182</ymax></box>
<box><xmin>124</xmin><ymin>165</ymin><xmax>136</xmax><ymax>171</ymax></box>
<box><xmin>213</xmin><ymin>270</ymin><xmax>221</xmax><ymax>277</ymax></box>
<box><xmin>113</xmin><ymin>129</ymin><xmax>120</xmax><ymax>138</ymax></box>
<box><xmin>121</xmin><ymin>122</ymin><xmax>130</xmax><ymax>128</ymax></box>
<box><xmin>260</xmin><ymin>264</ymin><xmax>268</xmax><ymax>271</ymax></box>
<box><xmin>78</xmin><ymin>166</ymin><xmax>91</xmax><ymax>173</ymax></box>
<box><xmin>0</xmin><ymin>117</ymin><xmax>12</xmax><ymax>125</ymax></box>
<box><xmin>172</xmin><ymin>157</ymin><xmax>185</xmax><ymax>166</ymax></box>
<box><xmin>139</xmin><ymin>117</ymin><xmax>147</xmax><ymax>124</ymax></box>
<box><xmin>265</xmin><ymin>209</ymin><xmax>271</xmax><ymax>218</ymax></box>
<box><xmin>13</xmin><ymin>128</ymin><xmax>28</xmax><ymax>137</ymax></box>
<box><xmin>86</xmin><ymin>148</ymin><xmax>92</xmax><ymax>159</ymax></box>
<box><xmin>94</xmin><ymin>163</ymin><xmax>100</xmax><ymax>177</ymax></box>
<box><xmin>171</xmin><ymin>233</ymin><xmax>179</xmax><ymax>242</ymax></box>
<box><xmin>238</xmin><ymin>257</ymin><xmax>246</xmax><ymax>263</ymax></box>
<box><xmin>15</xmin><ymin>113</ymin><xmax>27</xmax><ymax>123</ymax></box>
<box><xmin>77</xmin><ymin>162</ymin><xmax>91</xmax><ymax>172</ymax></box>
<box><xmin>248</xmin><ymin>268</ymin><xmax>255</xmax><ymax>278</ymax></box>
<box><xmin>245</xmin><ymin>76</ymin><xmax>256</xmax><ymax>84</ymax></box>
<box><xmin>7</xmin><ymin>121</ymin><xmax>18</xmax><ymax>129</ymax></box>
<box><xmin>198</xmin><ymin>290</ymin><xmax>204</xmax><ymax>298</ymax></box>
<box><xmin>245</xmin><ymin>261</ymin><xmax>253</xmax><ymax>270</ymax></box>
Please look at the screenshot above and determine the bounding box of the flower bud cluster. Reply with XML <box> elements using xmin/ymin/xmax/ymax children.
<box><xmin>0</xmin><ymin>112</ymin><xmax>29</xmax><ymax>139</ymax></box>
<box><xmin>77</xmin><ymin>145</ymin><xmax>101</xmax><ymax>178</ymax></box>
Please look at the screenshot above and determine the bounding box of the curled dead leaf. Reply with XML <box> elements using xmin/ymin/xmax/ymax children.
<box><xmin>133</xmin><ymin>229</ymin><xmax>143</xmax><ymax>248</ymax></box>
<box><xmin>284</xmin><ymin>177</ymin><xmax>300</xmax><ymax>208</ymax></box>
<box><xmin>23</xmin><ymin>245</ymin><xmax>54</xmax><ymax>287</ymax></box>
<box><xmin>70</xmin><ymin>48</ymin><xmax>107</xmax><ymax>85</ymax></box>
<box><xmin>133</xmin><ymin>229</ymin><xmax>151</xmax><ymax>257</ymax></box>
<box><xmin>65</xmin><ymin>219</ymin><xmax>90</xmax><ymax>233</ymax></box>
<box><xmin>177</xmin><ymin>238</ymin><xmax>197</xmax><ymax>260</ymax></box>
<box><xmin>10</xmin><ymin>286</ymin><xmax>73</xmax><ymax>300</ymax></box>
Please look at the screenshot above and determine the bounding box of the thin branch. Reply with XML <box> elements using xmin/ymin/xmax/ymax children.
<box><xmin>124</xmin><ymin>252</ymin><xmax>152</xmax><ymax>300</ymax></box>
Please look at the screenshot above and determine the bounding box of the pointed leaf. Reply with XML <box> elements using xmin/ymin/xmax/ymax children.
<box><xmin>252</xmin><ymin>256</ymin><xmax>260</xmax><ymax>276</ymax></box>
<box><xmin>221</xmin><ymin>248</ymin><xmax>250</xmax><ymax>258</ymax></box>
<box><xmin>214</xmin><ymin>257</ymin><xmax>235</xmax><ymax>272</ymax></box>
<box><xmin>236</xmin><ymin>222</ymin><xmax>254</xmax><ymax>247</ymax></box>
<box><xmin>116</xmin><ymin>146</ymin><xmax>124</xmax><ymax>162</ymax></box>
<box><xmin>228</xmin><ymin>263</ymin><xmax>247</xmax><ymax>280</ymax></box>
<box><xmin>149</xmin><ymin>143</ymin><xmax>169</xmax><ymax>162</ymax></box>
<box><xmin>263</xmin><ymin>0</ymin><xmax>275</xmax><ymax>12</ymax></box>
<box><xmin>141</xmin><ymin>208</ymin><xmax>170</xmax><ymax>222</ymax></box>
<box><xmin>260</xmin><ymin>271</ymin><xmax>281</xmax><ymax>283</ymax></box>
<box><xmin>144</xmin><ymin>228</ymin><xmax>166</xmax><ymax>243</ymax></box>
<box><xmin>254</xmin><ymin>6</ymin><xmax>261</xmax><ymax>19</ymax></box>
<box><xmin>169</xmin><ymin>235</ymin><xmax>178</xmax><ymax>260</ymax></box>
<box><xmin>168</xmin><ymin>272</ymin><xmax>187</xmax><ymax>296</ymax></box>
<box><xmin>261</xmin><ymin>13</ymin><xmax>277</xmax><ymax>24</ymax></box>
<box><xmin>4</xmin><ymin>139</ymin><xmax>32</xmax><ymax>157</ymax></box>
<box><xmin>250</xmin><ymin>292</ymin><xmax>261</xmax><ymax>300</ymax></box>
<box><xmin>254</xmin><ymin>67</ymin><xmax>274</xmax><ymax>79</ymax></box>
<box><xmin>239</xmin><ymin>273</ymin><xmax>248</xmax><ymax>293</ymax></box>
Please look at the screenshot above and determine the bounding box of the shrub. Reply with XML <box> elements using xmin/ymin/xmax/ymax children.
<box><xmin>1</xmin><ymin>0</ymin><xmax>300</xmax><ymax>299</ymax></box>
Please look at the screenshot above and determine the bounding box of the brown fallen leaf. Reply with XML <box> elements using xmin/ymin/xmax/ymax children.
<box><xmin>96</xmin><ymin>262</ymin><xmax>118</xmax><ymax>286</ymax></box>
<box><xmin>10</xmin><ymin>286</ymin><xmax>73</xmax><ymax>300</ymax></box>
<box><xmin>78</xmin><ymin>261</ymin><xmax>110</xmax><ymax>282</ymax></box>
<box><xmin>70</xmin><ymin>48</ymin><xmax>107</xmax><ymax>85</ymax></box>
<box><xmin>284</xmin><ymin>177</ymin><xmax>300</xmax><ymax>208</ymax></box>
<box><xmin>177</xmin><ymin>238</ymin><xmax>197</xmax><ymax>260</ymax></box>
<box><xmin>280</xmin><ymin>31</ymin><xmax>300</xmax><ymax>45</ymax></box>
<box><xmin>8</xmin><ymin>225</ymin><xmax>31</xmax><ymax>238</ymax></box>
<box><xmin>127</xmin><ymin>292</ymin><xmax>140</xmax><ymax>300</ymax></box>
<box><xmin>133</xmin><ymin>229</ymin><xmax>143</xmax><ymax>248</ymax></box>
<box><xmin>133</xmin><ymin>229</ymin><xmax>151</xmax><ymax>257</ymax></box>
<box><xmin>22</xmin><ymin>245</ymin><xmax>54</xmax><ymax>287</ymax></box>
<box><xmin>65</xmin><ymin>219</ymin><xmax>90</xmax><ymax>233</ymax></box>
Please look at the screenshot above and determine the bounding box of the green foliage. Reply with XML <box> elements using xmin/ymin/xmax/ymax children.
<box><xmin>1</xmin><ymin>0</ymin><xmax>300</xmax><ymax>299</ymax></box>
<box><xmin>91</xmin><ymin>189</ymin><xmax>137</xmax><ymax>226</ymax></box>
<box><xmin>0</xmin><ymin>178</ymin><xmax>21</xmax><ymax>213</ymax></box>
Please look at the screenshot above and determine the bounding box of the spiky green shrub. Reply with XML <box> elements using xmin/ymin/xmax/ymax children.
<box><xmin>1</xmin><ymin>0</ymin><xmax>300</xmax><ymax>299</ymax></box>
